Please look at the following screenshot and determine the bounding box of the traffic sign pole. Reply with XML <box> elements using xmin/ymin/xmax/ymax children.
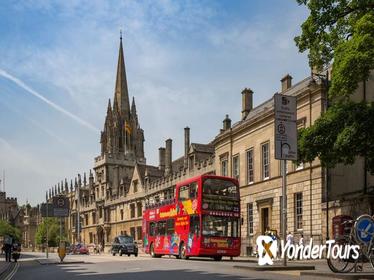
<box><xmin>282</xmin><ymin>159</ymin><xmax>287</xmax><ymax>267</ymax></box>
<box><xmin>274</xmin><ymin>93</ymin><xmax>297</xmax><ymax>267</ymax></box>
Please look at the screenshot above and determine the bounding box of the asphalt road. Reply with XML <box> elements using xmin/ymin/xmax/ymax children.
<box><xmin>8</xmin><ymin>252</ymin><xmax>303</xmax><ymax>280</ymax></box>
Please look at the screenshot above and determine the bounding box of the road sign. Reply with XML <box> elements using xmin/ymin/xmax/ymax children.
<box><xmin>355</xmin><ymin>215</ymin><xmax>374</xmax><ymax>244</ymax></box>
<box><xmin>274</xmin><ymin>94</ymin><xmax>297</xmax><ymax>160</ymax></box>
<box><xmin>40</xmin><ymin>203</ymin><xmax>54</xmax><ymax>217</ymax></box>
<box><xmin>275</xmin><ymin>119</ymin><xmax>297</xmax><ymax>160</ymax></box>
<box><xmin>274</xmin><ymin>94</ymin><xmax>297</xmax><ymax>122</ymax></box>
<box><xmin>52</xmin><ymin>196</ymin><xmax>69</xmax><ymax>217</ymax></box>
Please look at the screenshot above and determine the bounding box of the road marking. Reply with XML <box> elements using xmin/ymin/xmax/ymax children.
<box><xmin>4</xmin><ymin>262</ymin><xmax>19</xmax><ymax>280</ymax></box>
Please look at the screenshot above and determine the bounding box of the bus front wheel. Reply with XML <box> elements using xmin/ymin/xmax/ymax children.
<box><xmin>150</xmin><ymin>243</ymin><xmax>156</xmax><ymax>258</ymax></box>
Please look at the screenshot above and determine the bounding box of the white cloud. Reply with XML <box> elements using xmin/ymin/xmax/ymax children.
<box><xmin>0</xmin><ymin>68</ymin><xmax>99</xmax><ymax>133</ymax></box>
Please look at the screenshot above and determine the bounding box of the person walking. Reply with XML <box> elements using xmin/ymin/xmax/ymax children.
<box><xmin>3</xmin><ymin>235</ymin><xmax>13</xmax><ymax>262</ymax></box>
<box><xmin>298</xmin><ymin>234</ymin><xmax>304</xmax><ymax>260</ymax></box>
<box><xmin>286</xmin><ymin>232</ymin><xmax>294</xmax><ymax>245</ymax></box>
<box><xmin>286</xmin><ymin>232</ymin><xmax>294</xmax><ymax>260</ymax></box>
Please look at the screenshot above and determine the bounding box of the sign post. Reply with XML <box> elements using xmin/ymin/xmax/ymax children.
<box><xmin>274</xmin><ymin>93</ymin><xmax>297</xmax><ymax>267</ymax></box>
<box><xmin>41</xmin><ymin>202</ymin><xmax>53</xmax><ymax>258</ymax></box>
<box><xmin>42</xmin><ymin>196</ymin><xmax>69</xmax><ymax>261</ymax></box>
<box><xmin>52</xmin><ymin>195</ymin><xmax>69</xmax><ymax>262</ymax></box>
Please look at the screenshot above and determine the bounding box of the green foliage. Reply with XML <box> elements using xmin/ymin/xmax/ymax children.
<box><xmin>35</xmin><ymin>218</ymin><xmax>66</xmax><ymax>247</ymax></box>
<box><xmin>0</xmin><ymin>220</ymin><xmax>21</xmax><ymax>241</ymax></box>
<box><xmin>295</xmin><ymin>0</ymin><xmax>374</xmax><ymax>98</ymax></box>
<box><xmin>295</xmin><ymin>1</ymin><xmax>374</xmax><ymax>170</ymax></box>
<box><xmin>298</xmin><ymin>101</ymin><xmax>374</xmax><ymax>172</ymax></box>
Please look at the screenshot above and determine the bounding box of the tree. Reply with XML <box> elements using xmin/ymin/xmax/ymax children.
<box><xmin>295</xmin><ymin>0</ymin><xmax>374</xmax><ymax>99</ymax></box>
<box><xmin>295</xmin><ymin>0</ymin><xmax>374</xmax><ymax>170</ymax></box>
<box><xmin>0</xmin><ymin>220</ymin><xmax>21</xmax><ymax>241</ymax></box>
<box><xmin>298</xmin><ymin>101</ymin><xmax>374</xmax><ymax>172</ymax></box>
<box><xmin>35</xmin><ymin>218</ymin><xmax>66</xmax><ymax>247</ymax></box>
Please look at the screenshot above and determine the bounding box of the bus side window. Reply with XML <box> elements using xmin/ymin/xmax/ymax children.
<box><xmin>166</xmin><ymin>219</ymin><xmax>175</xmax><ymax>235</ymax></box>
<box><xmin>158</xmin><ymin>221</ymin><xmax>166</xmax><ymax>235</ymax></box>
<box><xmin>150</xmin><ymin>222</ymin><xmax>157</xmax><ymax>237</ymax></box>
<box><xmin>179</xmin><ymin>186</ymin><xmax>189</xmax><ymax>201</ymax></box>
<box><xmin>189</xmin><ymin>215</ymin><xmax>200</xmax><ymax>236</ymax></box>
<box><xmin>189</xmin><ymin>182</ymin><xmax>198</xmax><ymax>199</ymax></box>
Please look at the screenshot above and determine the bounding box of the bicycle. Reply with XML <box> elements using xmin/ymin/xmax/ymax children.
<box><xmin>327</xmin><ymin>214</ymin><xmax>374</xmax><ymax>273</ymax></box>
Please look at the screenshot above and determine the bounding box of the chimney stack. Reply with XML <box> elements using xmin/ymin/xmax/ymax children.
<box><xmin>184</xmin><ymin>127</ymin><xmax>190</xmax><ymax>168</ymax></box>
<box><xmin>165</xmin><ymin>139</ymin><xmax>172</xmax><ymax>176</ymax></box>
<box><xmin>281</xmin><ymin>74</ymin><xmax>293</xmax><ymax>92</ymax></box>
<box><xmin>223</xmin><ymin>114</ymin><xmax>231</xmax><ymax>131</ymax></box>
<box><xmin>158</xmin><ymin>147</ymin><xmax>166</xmax><ymax>171</ymax></box>
<box><xmin>241</xmin><ymin>88</ymin><xmax>253</xmax><ymax>119</ymax></box>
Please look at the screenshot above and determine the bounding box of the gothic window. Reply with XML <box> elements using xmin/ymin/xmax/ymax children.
<box><xmin>130</xmin><ymin>204</ymin><xmax>135</xmax><ymax>218</ymax></box>
<box><xmin>137</xmin><ymin>226</ymin><xmax>142</xmax><ymax>240</ymax></box>
<box><xmin>133</xmin><ymin>180</ymin><xmax>138</xmax><ymax>193</ymax></box>
<box><xmin>130</xmin><ymin>227</ymin><xmax>136</xmax><ymax>238</ymax></box>
<box><xmin>137</xmin><ymin>202</ymin><xmax>142</xmax><ymax>217</ymax></box>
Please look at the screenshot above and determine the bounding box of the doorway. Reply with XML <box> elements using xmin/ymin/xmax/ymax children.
<box><xmin>261</xmin><ymin>207</ymin><xmax>270</xmax><ymax>234</ymax></box>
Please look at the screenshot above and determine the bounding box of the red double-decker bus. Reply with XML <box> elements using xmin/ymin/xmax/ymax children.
<box><xmin>143</xmin><ymin>174</ymin><xmax>240</xmax><ymax>261</ymax></box>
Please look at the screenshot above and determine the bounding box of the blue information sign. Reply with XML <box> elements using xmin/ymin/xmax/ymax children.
<box><xmin>355</xmin><ymin>215</ymin><xmax>374</xmax><ymax>244</ymax></box>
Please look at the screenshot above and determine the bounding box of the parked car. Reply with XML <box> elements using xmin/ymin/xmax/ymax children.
<box><xmin>71</xmin><ymin>243</ymin><xmax>89</xmax><ymax>255</ymax></box>
<box><xmin>111</xmin><ymin>235</ymin><xmax>138</xmax><ymax>257</ymax></box>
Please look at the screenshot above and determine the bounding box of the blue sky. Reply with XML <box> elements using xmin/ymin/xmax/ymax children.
<box><xmin>0</xmin><ymin>0</ymin><xmax>309</xmax><ymax>205</ymax></box>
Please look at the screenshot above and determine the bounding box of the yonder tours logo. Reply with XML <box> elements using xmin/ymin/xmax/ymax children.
<box><xmin>256</xmin><ymin>236</ymin><xmax>360</xmax><ymax>265</ymax></box>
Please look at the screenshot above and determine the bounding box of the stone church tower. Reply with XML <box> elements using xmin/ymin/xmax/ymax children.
<box><xmin>94</xmin><ymin>36</ymin><xmax>145</xmax><ymax>205</ymax></box>
<box><xmin>100</xmin><ymin>37</ymin><xmax>145</xmax><ymax>160</ymax></box>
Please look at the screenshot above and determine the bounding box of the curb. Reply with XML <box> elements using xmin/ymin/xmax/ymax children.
<box><xmin>36</xmin><ymin>259</ymin><xmax>85</xmax><ymax>265</ymax></box>
<box><xmin>234</xmin><ymin>265</ymin><xmax>315</xmax><ymax>271</ymax></box>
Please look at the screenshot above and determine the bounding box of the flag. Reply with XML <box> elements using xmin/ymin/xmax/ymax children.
<box><xmin>124</xmin><ymin>121</ymin><xmax>132</xmax><ymax>135</ymax></box>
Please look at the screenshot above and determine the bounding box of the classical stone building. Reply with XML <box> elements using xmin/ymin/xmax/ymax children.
<box><xmin>0</xmin><ymin>191</ymin><xmax>18</xmax><ymax>223</ymax></box>
<box><xmin>46</xmin><ymin>38</ymin><xmax>374</xmax><ymax>255</ymax></box>
<box><xmin>0</xmin><ymin>190</ymin><xmax>40</xmax><ymax>249</ymax></box>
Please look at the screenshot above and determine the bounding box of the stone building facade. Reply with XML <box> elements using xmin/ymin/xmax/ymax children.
<box><xmin>46</xmin><ymin>38</ymin><xmax>374</xmax><ymax>255</ymax></box>
<box><xmin>0</xmin><ymin>190</ymin><xmax>40</xmax><ymax>249</ymax></box>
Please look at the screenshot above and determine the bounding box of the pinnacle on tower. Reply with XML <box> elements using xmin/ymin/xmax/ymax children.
<box><xmin>131</xmin><ymin>96</ymin><xmax>136</xmax><ymax>114</ymax></box>
<box><xmin>113</xmin><ymin>36</ymin><xmax>131</xmax><ymax>119</ymax></box>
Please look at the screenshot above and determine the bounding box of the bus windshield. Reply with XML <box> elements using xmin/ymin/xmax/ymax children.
<box><xmin>202</xmin><ymin>215</ymin><xmax>239</xmax><ymax>237</ymax></box>
<box><xmin>203</xmin><ymin>178</ymin><xmax>238</xmax><ymax>199</ymax></box>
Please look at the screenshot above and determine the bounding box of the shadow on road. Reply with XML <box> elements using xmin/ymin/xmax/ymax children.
<box><xmin>14</xmin><ymin>261</ymin><xmax>264</xmax><ymax>280</ymax></box>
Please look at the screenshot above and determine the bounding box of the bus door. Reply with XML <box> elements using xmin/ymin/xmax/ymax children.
<box><xmin>187</xmin><ymin>215</ymin><xmax>200</xmax><ymax>255</ymax></box>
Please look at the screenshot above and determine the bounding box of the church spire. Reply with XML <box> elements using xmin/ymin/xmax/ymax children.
<box><xmin>114</xmin><ymin>34</ymin><xmax>130</xmax><ymax>119</ymax></box>
<box><xmin>131</xmin><ymin>96</ymin><xmax>136</xmax><ymax>114</ymax></box>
